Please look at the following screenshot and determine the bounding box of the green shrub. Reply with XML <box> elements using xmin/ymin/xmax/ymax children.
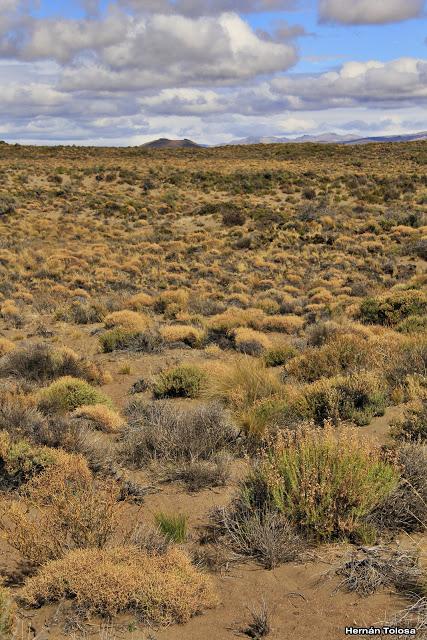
<box><xmin>300</xmin><ymin>372</ymin><xmax>387</xmax><ymax>426</ymax></box>
<box><xmin>263</xmin><ymin>345</ymin><xmax>297</xmax><ymax>368</ymax></box>
<box><xmin>153</xmin><ymin>365</ymin><xmax>206</xmax><ymax>399</ymax></box>
<box><xmin>241</xmin><ymin>426</ymin><xmax>398</xmax><ymax>541</ymax></box>
<box><xmin>0</xmin><ymin>430</ymin><xmax>56</xmax><ymax>488</ymax></box>
<box><xmin>0</xmin><ymin>587</ymin><xmax>15</xmax><ymax>639</ymax></box>
<box><xmin>38</xmin><ymin>376</ymin><xmax>112</xmax><ymax>414</ymax></box>
<box><xmin>391</xmin><ymin>398</ymin><xmax>427</xmax><ymax>441</ymax></box>
<box><xmin>100</xmin><ymin>328</ymin><xmax>163</xmax><ymax>353</ymax></box>
<box><xmin>397</xmin><ymin>314</ymin><xmax>427</xmax><ymax>333</ymax></box>
<box><xmin>155</xmin><ymin>513</ymin><xmax>188</xmax><ymax>543</ymax></box>
<box><xmin>360</xmin><ymin>290</ymin><xmax>427</xmax><ymax>326</ymax></box>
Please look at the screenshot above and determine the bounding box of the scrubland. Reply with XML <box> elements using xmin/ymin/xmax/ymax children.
<box><xmin>0</xmin><ymin>141</ymin><xmax>426</xmax><ymax>639</ymax></box>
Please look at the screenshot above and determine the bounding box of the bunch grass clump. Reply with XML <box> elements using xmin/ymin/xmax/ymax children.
<box><xmin>155</xmin><ymin>512</ymin><xmax>188</xmax><ymax>543</ymax></box>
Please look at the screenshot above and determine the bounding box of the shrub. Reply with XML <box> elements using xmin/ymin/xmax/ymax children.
<box><xmin>372</xmin><ymin>443</ymin><xmax>427</xmax><ymax>532</ymax></box>
<box><xmin>285</xmin><ymin>334</ymin><xmax>371</xmax><ymax>383</ymax></box>
<box><xmin>121</xmin><ymin>401</ymin><xmax>237</xmax><ymax>467</ymax></box>
<box><xmin>300</xmin><ymin>372</ymin><xmax>387</xmax><ymax>426</ymax></box>
<box><xmin>72</xmin><ymin>404</ymin><xmax>125</xmax><ymax>433</ymax></box>
<box><xmin>37</xmin><ymin>376</ymin><xmax>113</xmax><ymax>414</ymax></box>
<box><xmin>0</xmin><ymin>343</ymin><xmax>106</xmax><ymax>384</ymax></box>
<box><xmin>263</xmin><ymin>345</ymin><xmax>298</xmax><ymax>367</ymax></box>
<box><xmin>391</xmin><ymin>398</ymin><xmax>427</xmax><ymax>441</ymax></box>
<box><xmin>334</xmin><ymin>547</ymin><xmax>423</xmax><ymax>596</ymax></box>
<box><xmin>221</xmin><ymin>205</ymin><xmax>246</xmax><ymax>227</ymax></box>
<box><xmin>241</xmin><ymin>426</ymin><xmax>398</xmax><ymax>540</ymax></box>
<box><xmin>0</xmin><ymin>430</ymin><xmax>79</xmax><ymax>488</ymax></box>
<box><xmin>20</xmin><ymin>546</ymin><xmax>217</xmax><ymax>623</ymax></box>
<box><xmin>153</xmin><ymin>365</ymin><xmax>206</xmax><ymax>399</ymax></box>
<box><xmin>233</xmin><ymin>328</ymin><xmax>271</xmax><ymax>356</ymax></box>
<box><xmin>209</xmin><ymin>505</ymin><xmax>304</xmax><ymax>569</ymax></box>
<box><xmin>0</xmin><ymin>587</ymin><xmax>16</xmax><ymax>639</ymax></box>
<box><xmin>0</xmin><ymin>196</ymin><xmax>16</xmax><ymax>216</ymax></box>
<box><xmin>0</xmin><ymin>394</ymin><xmax>47</xmax><ymax>442</ymax></box>
<box><xmin>360</xmin><ymin>290</ymin><xmax>427</xmax><ymax>326</ymax></box>
<box><xmin>99</xmin><ymin>327</ymin><xmax>163</xmax><ymax>353</ymax></box>
<box><xmin>160</xmin><ymin>324</ymin><xmax>205</xmax><ymax>347</ymax></box>
<box><xmin>2</xmin><ymin>464</ymin><xmax>116</xmax><ymax>566</ymax></box>
<box><xmin>127</xmin><ymin>292</ymin><xmax>154</xmax><ymax>310</ymax></box>
<box><xmin>155</xmin><ymin>513</ymin><xmax>188</xmax><ymax>543</ymax></box>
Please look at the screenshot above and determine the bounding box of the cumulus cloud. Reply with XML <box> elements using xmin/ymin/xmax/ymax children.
<box><xmin>319</xmin><ymin>0</ymin><xmax>425</xmax><ymax>25</ymax></box>
<box><xmin>118</xmin><ymin>0</ymin><xmax>300</xmax><ymax>16</ymax></box>
<box><xmin>270</xmin><ymin>58</ymin><xmax>427</xmax><ymax>109</ymax></box>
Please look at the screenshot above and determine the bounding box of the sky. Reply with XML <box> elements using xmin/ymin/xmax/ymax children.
<box><xmin>0</xmin><ymin>0</ymin><xmax>426</xmax><ymax>145</ymax></box>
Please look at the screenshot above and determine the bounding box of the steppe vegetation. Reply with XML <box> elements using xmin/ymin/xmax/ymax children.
<box><xmin>0</xmin><ymin>140</ymin><xmax>426</xmax><ymax>638</ymax></box>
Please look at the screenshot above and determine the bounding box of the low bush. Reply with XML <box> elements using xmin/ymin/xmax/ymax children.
<box><xmin>0</xmin><ymin>393</ymin><xmax>47</xmax><ymax>442</ymax></box>
<box><xmin>300</xmin><ymin>372</ymin><xmax>387</xmax><ymax>426</ymax></box>
<box><xmin>0</xmin><ymin>338</ymin><xmax>15</xmax><ymax>357</ymax></box>
<box><xmin>391</xmin><ymin>398</ymin><xmax>427</xmax><ymax>441</ymax></box>
<box><xmin>372</xmin><ymin>443</ymin><xmax>427</xmax><ymax>532</ymax></box>
<box><xmin>153</xmin><ymin>365</ymin><xmax>206</xmax><ymax>398</ymax></box>
<box><xmin>0</xmin><ymin>343</ymin><xmax>106</xmax><ymax>384</ymax></box>
<box><xmin>2</xmin><ymin>463</ymin><xmax>116</xmax><ymax>566</ymax></box>
<box><xmin>37</xmin><ymin>376</ymin><xmax>113</xmax><ymax>414</ymax></box>
<box><xmin>20</xmin><ymin>546</ymin><xmax>217</xmax><ymax>623</ymax></box>
<box><xmin>360</xmin><ymin>290</ymin><xmax>427</xmax><ymax>326</ymax></box>
<box><xmin>121</xmin><ymin>401</ymin><xmax>237</xmax><ymax>472</ymax></box>
<box><xmin>208</xmin><ymin>505</ymin><xmax>304</xmax><ymax>569</ymax></box>
<box><xmin>241</xmin><ymin>426</ymin><xmax>398</xmax><ymax>540</ymax></box>
<box><xmin>260</xmin><ymin>315</ymin><xmax>304</xmax><ymax>334</ymax></box>
<box><xmin>263</xmin><ymin>345</ymin><xmax>298</xmax><ymax>368</ymax></box>
<box><xmin>99</xmin><ymin>327</ymin><xmax>163</xmax><ymax>353</ymax></box>
<box><xmin>285</xmin><ymin>334</ymin><xmax>371</xmax><ymax>383</ymax></box>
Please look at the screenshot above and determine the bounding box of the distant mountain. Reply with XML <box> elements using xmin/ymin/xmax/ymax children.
<box><xmin>142</xmin><ymin>138</ymin><xmax>200</xmax><ymax>149</ymax></box>
<box><xmin>226</xmin><ymin>131</ymin><xmax>427</xmax><ymax>146</ymax></box>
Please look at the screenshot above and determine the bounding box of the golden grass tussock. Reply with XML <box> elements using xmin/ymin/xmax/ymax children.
<box><xmin>127</xmin><ymin>292</ymin><xmax>155</xmax><ymax>310</ymax></box>
<box><xmin>160</xmin><ymin>324</ymin><xmax>205</xmax><ymax>347</ymax></box>
<box><xmin>104</xmin><ymin>310</ymin><xmax>151</xmax><ymax>332</ymax></box>
<box><xmin>20</xmin><ymin>546</ymin><xmax>217</xmax><ymax>623</ymax></box>
<box><xmin>72</xmin><ymin>404</ymin><xmax>125</xmax><ymax>433</ymax></box>
<box><xmin>0</xmin><ymin>338</ymin><xmax>16</xmax><ymax>357</ymax></box>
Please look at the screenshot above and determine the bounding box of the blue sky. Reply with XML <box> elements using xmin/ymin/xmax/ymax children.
<box><xmin>0</xmin><ymin>0</ymin><xmax>426</xmax><ymax>144</ymax></box>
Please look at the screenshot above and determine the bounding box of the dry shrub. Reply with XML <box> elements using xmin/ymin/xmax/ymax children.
<box><xmin>372</xmin><ymin>442</ymin><xmax>427</xmax><ymax>533</ymax></box>
<box><xmin>20</xmin><ymin>545</ymin><xmax>217</xmax><ymax>623</ymax></box>
<box><xmin>37</xmin><ymin>376</ymin><xmax>113</xmax><ymax>415</ymax></box>
<box><xmin>208</xmin><ymin>505</ymin><xmax>304</xmax><ymax>570</ymax></box>
<box><xmin>206</xmin><ymin>308</ymin><xmax>265</xmax><ymax>334</ymax></box>
<box><xmin>391</xmin><ymin>397</ymin><xmax>427</xmax><ymax>441</ymax></box>
<box><xmin>233</xmin><ymin>328</ymin><xmax>272</xmax><ymax>356</ymax></box>
<box><xmin>155</xmin><ymin>289</ymin><xmax>189</xmax><ymax>315</ymax></box>
<box><xmin>160</xmin><ymin>324</ymin><xmax>205</xmax><ymax>347</ymax></box>
<box><xmin>104</xmin><ymin>310</ymin><xmax>151</xmax><ymax>332</ymax></box>
<box><xmin>334</xmin><ymin>547</ymin><xmax>423</xmax><ymax>596</ymax></box>
<box><xmin>285</xmin><ymin>333</ymin><xmax>372</xmax><ymax>383</ymax></box>
<box><xmin>0</xmin><ymin>343</ymin><xmax>106</xmax><ymax>385</ymax></box>
<box><xmin>121</xmin><ymin>401</ymin><xmax>237</xmax><ymax>486</ymax></box>
<box><xmin>360</xmin><ymin>289</ymin><xmax>427</xmax><ymax>326</ymax></box>
<box><xmin>0</xmin><ymin>338</ymin><xmax>15</xmax><ymax>357</ymax></box>
<box><xmin>0</xmin><ymin>392</ymin><xmax>47</xmax><ymax>442</ymax></box>
<box><xmin>0</xmin><ymin>586</ymin><xmax>16</xmax><ymax>639</ymax></box>
<box><xmin>2</xmin><ymin>462</ymin><xmax>117</xmax><ymax>566</ymax></box>
<box><xmin>0</xmin><ymin>430</ymin><xmax>87</xmax><ymax>489</ymax></box>
<box><xmin>72</xmin><ymin>404</ymin><xmax>125</xmax><ymax>433</ymax></box>
<box><xmin>242</xmin><ymin>425</ymin><xmax>398</xmax><ymax>540</ymax></box>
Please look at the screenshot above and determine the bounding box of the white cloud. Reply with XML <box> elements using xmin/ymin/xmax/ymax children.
<box><xmin>319</xmin><ymin>0</ymin><xmax>425</xmax><ymax>25</ymax></box>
